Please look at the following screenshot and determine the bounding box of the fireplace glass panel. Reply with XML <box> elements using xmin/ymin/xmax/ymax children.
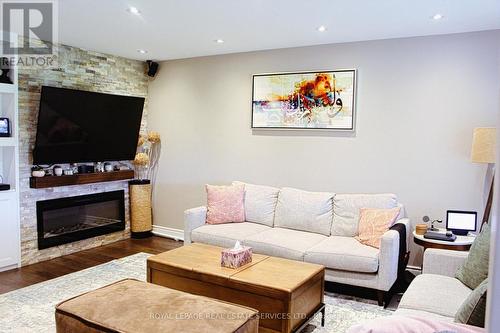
<box><xmin>37</xmin><ymin>190</ymin><xmax>125</xmax><ymax>249</ymax></box>
<box><xmin>42</xmin><ymin>200</ymin><xmax>121</xmax><ymax>238</ymax></box>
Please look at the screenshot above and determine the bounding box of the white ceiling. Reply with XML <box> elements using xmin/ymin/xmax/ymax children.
<box><xmin>58</xmin><ymin>0</ymin><xmax>500</xmax><ymax>61</ymax></box>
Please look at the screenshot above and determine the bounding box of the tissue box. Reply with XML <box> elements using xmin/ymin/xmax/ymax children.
<box><xmin>221</xmin><ymin>246</ymin><xmax>252</xmax><ymax>269</ymax></box>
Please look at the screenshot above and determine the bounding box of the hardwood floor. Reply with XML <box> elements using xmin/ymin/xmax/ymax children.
<box><xmin>0</xmin><ymin>237</ymin><xmax>399</xmax><ymax>307</ymax></box>
<box><xmin>0</xmin><ymin>236</ymin><xmax>182</xmax><ymax>294</ymax></box>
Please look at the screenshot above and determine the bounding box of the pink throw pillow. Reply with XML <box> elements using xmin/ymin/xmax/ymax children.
<box><xmin>206</xmin><ymin>184</ymin><xmax>245</xmax><ymax>224</ymax></box>
<box><xmin>355</xmin><ymin>207</ymin><xmax>401</xmax><ymax>249</ymax></box>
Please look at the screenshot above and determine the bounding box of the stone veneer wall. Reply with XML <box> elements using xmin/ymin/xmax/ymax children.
<box><xmin>18</xmin><ymin>43</ymin><xmax>149</xmax><ymax>265</ymax></box>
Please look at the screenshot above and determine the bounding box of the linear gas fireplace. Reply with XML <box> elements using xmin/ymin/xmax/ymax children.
<box><xmin>37</xmin><ymin>190</ymin><xmax>125</xmax><ymax>250</ymax></box>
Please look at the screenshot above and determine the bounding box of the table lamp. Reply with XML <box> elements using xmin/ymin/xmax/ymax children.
<box><xmin>471</xmin><ymin>127</ymin><xmax>496</xmax><ymax>226</ymax></box>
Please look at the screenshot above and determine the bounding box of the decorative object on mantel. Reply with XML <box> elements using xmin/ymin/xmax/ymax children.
<box><xmin>471</xmin><ymin>127</ymin><xmax>496</xmax><ymax>227</ymax></box>
<box><xmin>31</xmin><ymin>166</ymin><xmax>45</xmax><ymax>178</ymax></box>
<box><xmin>30</xmin><ymin>170</ymin><xmax>135</xmax><ymax>189</ymax></box>
<box><xmin>53</xmin><ymin>165</ymin><xmax>63</xmax><ymax>176</ymax></box>
<box><xmin>104</xmin><ymin>162</ymin><xmax>113</xmax><ymax>172</ymax></box>
<box><xmin>129</xmin><ymin>131</ymin><xmax>162</xmax><ymax>238</ymax></box>
<box><xmin>95</xmin><ymin>162</ymin><xmax>104</xmax><ymax>173</ymax></box>
<box><xmin>78</xmin><ymin>164</ymin><xmax>95</xmax><ymax>174</ymax></box>
<box><xmin>116</xmin><ymin>164</ymin><xmax>131</xmax><ymax>171</ymax></box>
<box><xmin>0</xmin><ymin>117</ymin><xmax>10</xmax><ymax>137</ymax></box>
<box><xmin>252</xmin><ymin>70</ymin><xmax>356</xmax><ymax>130</ymax></box>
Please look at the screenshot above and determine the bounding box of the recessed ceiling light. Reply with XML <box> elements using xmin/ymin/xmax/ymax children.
<box><xmin>432</xmin><ymin>13</ymin><xmax>443</xmax><ymax>20</ymax></box>
<box><xmin>317</xmin><ymin>25</ymin><xmax>327</xmax><ymax>32</ymax></box>
<box><xmin>127</xmin><ymin>6</ymin><xmax>141</xmax><ymax>15</ymax></box>
<box><xmin>137</xmin><ymin>49</ymin><xmax>148</xmax><ymax>54</ymax></box>
<box><xmin>215</xmin><ymin>39</ymin><xmax>225</xmax><ymax>44</ymax></box>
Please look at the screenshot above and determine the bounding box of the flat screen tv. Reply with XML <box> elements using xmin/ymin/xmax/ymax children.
<box><xmin>33</xmin><ymin>86</ymin><xmax>145</xmax><ymax>164</ymax></box>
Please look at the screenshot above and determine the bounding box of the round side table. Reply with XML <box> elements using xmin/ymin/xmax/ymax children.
<box><xmin>413</xmin><ymin>230</ymin><xmax>475</xmax><ymax>251</ymax></box>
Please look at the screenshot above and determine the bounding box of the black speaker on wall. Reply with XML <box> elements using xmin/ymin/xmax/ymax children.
<box><xmin>146</xmin><ymin>60</ymin><xmax>159</xmax><ymax>77</ymax></box>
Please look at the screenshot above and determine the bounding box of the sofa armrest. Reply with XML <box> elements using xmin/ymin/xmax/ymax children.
<box><xmin>423</xmin><ymin>249</ymin><xmax>469</xmax><ymax>277</ymax></box>
<box><xmin>377</xmin><ymin>229</ymin><xmax>400</xmax><ymax>291</ymax></box>
<box><xmin>184</xmin><ymin>206</ymin><xmax>207</xmax><ymax>244</ymax></box>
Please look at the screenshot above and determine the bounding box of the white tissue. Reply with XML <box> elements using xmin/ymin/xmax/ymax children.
<box><xmin>233</xmin><ymin>240</ymin><xmax>243</xmax><ymax>250</ymax></box>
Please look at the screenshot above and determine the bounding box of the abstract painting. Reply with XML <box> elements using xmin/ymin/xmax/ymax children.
<box><xmin>252</xmin><ymin>70</ymin><xmax>356</xmax><ymax>130</ymax></box>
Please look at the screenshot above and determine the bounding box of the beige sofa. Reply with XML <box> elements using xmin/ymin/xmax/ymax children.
<box><xmin>184</xmin><ymin>182</ymin><xmax>410</xmax><ymax>305</ymax></box>
<box><xmin>396</xmin><ymin>249</ymin><xmax>472</xmax><ymax>321</ymax></box>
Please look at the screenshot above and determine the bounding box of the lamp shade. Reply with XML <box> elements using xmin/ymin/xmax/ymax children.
<box><xmin>471</xmin><ymin>127</ymin><xmax>496</xmax><ymax>163</ymax></box>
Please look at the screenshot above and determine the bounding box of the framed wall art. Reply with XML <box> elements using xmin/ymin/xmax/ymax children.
<box><xmin>252</xmin><ymin>69</ymin><xmax>356</xmax><ymax>130</ymax></box>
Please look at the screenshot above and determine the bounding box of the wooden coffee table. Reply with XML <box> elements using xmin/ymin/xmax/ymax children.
<box><xmin>147</xmin><ymin>243</ymin><xmax>325</xmax><ymax>333</ymax></box>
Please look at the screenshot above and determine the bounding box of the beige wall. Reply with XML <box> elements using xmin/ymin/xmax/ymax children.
<box><xmin>148</xmin><ymin>30</ymin><xmax>500</xmax><ymax>266</ymax></box>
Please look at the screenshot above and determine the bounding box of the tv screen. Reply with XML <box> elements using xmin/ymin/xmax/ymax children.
<box><xmin>446</xmin><ymin>210</ymin><xmax>477</xmax><ymax>232</ymax></box>
<box><xmin>33</xmin><ymin>86</ymin><xmax>145</xmax><ymax>164</ymax></box>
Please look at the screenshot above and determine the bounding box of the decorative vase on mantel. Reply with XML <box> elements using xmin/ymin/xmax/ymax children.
<box><xmin>129</xmin><ymin>132</ymin><xmax>161</xmax><ymax>238</ymax></box>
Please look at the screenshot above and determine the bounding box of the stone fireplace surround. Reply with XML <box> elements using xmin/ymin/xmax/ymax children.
<box><xmin>18</xmin><ymin>42</ymin><xmax>149</xmax><ymax>266</ymax></box>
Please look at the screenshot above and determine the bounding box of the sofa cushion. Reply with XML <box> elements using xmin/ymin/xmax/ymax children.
<box><xmin>244</xmin><ymin>228</ymin><xmax>326</xmax><ymax>261</ymax></box>
<box><xmin>456</xmin><ymin>224</ymin><xmax>491</xmax><ymax>289</ymax></box>
<box><xmin>304</xmin><ymin>236</ymin><xmax>379</xmax><ymax>273</ymax></box>
<box><xmin>233</xmin><ymin>181</ymin><xmax>279</xmax><ymax>227</ymax></box>
<box><xmin>399</xmin><ymin>274</ymin><xmax>472</xmax><ymax>318</ymax></box>
<box><xmin>332</xmin><ymin>194</ymin><xmax>398</xmax><ymax>237</ymax></box>
<box><xmin>274</xmin><ymin>187</ymin><xmax>334</xmax><ymax>236</ymax></box>
<box><xmin>455</xmin><ymin>278</ymin><xmax>488</xmax><ymax>327</ymax></box>
<box><xmin>192</xmin><ymin>222</ymin><xmax>270</xmax><ymax>248</ymax></box>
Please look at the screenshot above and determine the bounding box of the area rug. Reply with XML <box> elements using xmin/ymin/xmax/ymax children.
<box><xmin>0</xmin><ymin>253</ymin><xmax>392</xmax><ymax>332</ymax></box>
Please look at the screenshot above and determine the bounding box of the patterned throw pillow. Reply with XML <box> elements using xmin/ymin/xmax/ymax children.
<box><xmin>205</xmin><ymin>184</ymin><xmax>245</xmax><ymax>224</ymax></box>
<box><xmin>456</xmin><ymin>224</ymin><xmax>491</xmax><ymax>289</ymax></box>
<box><xmin>355</xmin><ymin>207</ymin><xmax>401</xmax><ymax>249</ymax></box>
<box><xmin>455</xmin><ymin>278</ymin><xmax>488</xmax><ymax>327</ymax></box>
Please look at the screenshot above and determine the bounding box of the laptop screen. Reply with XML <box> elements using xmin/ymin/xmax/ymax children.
<box><xmin>446</xmin><ymin>211</ymin><xmax>477</xmax><ymax>232</ymax></box>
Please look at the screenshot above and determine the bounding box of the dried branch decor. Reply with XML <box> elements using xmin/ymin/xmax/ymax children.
<box><xmin>134</xmin><ymin>131</ymin><xmax>161</xmax><ymax>181</ymax></box>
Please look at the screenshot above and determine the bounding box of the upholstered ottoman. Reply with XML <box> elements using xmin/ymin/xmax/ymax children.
<box><xmin>55</xmin><ymin>279</ymin><xmax>259</xmax><ymax>333</ymax></box>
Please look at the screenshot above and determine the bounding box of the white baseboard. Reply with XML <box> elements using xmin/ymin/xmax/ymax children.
<box><xmin>407</xmin><ymin>265</ymin><xmax>422</xmax><ymax>271</ymax></box>
<box><xmin>407</xmin><ymin>265</ymin><xmax>422</xmax><ymax>276</ymax></box>
<box><xmin>0</xmin><ymin>263</ymin><xmax>19</xmax><ymax>272</ymax></box>
<box><xmin>152</xmin><ymin>225</ymin><xmax>184</xmax><ymax>242</ymax></box>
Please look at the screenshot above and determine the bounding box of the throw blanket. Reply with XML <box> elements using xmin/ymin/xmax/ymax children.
<box><xmin>347</xmin><ymin>315</ymin><xmax>485</xmax><ymax>333</ymax></box>
<box><xmin>390</xmin><ymin>222</ymin><xmax>408</xmax><ymax>281</ymax></box>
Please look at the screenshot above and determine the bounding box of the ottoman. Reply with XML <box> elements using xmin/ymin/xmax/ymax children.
<box><xmin>55</xmin><ymin>279</ymin><xmax>259</xmax><ymax>333</ymax></box>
